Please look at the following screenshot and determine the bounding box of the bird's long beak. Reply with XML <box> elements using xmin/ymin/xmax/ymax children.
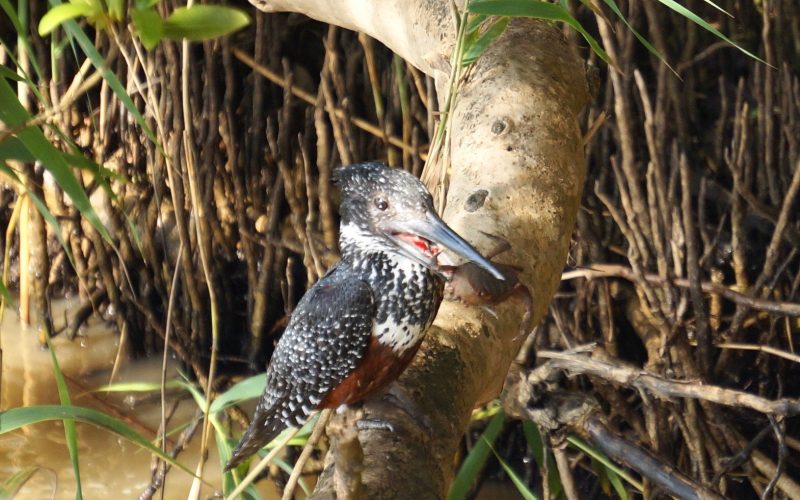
<box><xmin>387</xmin><ymin>212</ymin><xmax>505</xmax><ymax>280</ymax></box>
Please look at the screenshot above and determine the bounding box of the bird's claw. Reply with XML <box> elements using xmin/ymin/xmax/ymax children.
<box><xmin>356</xmin><ymin>418</ymin><xmax>395</xmax><ymax>433</ymax></box>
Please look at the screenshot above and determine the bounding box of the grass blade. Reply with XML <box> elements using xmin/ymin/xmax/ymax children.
<box><xmin>601</xmin><ymin>0</ymin><xmax>675</xmax><ymax>75</ymax></box>
<box><xmin>522</xmin><ymin>420</ymin><xmax>563</xmax><ymax>498</ymax></box>
<box><xmin>0</xmin><ymin>405</ymin><xmax>201</xmax><ymax>479</ymax></box>
<box><xmin>0</xmin><ymin>137</ymin><xmax>35</xmax><ymax>162</ymax></box>
<box><xmin>468</xmin><ymin>0</ymin><xmax>611</xmax><ymax>64</ymax></box>
<box><xmin>91</xmin><ymin>380</ymin><xmax>185</xmax><ymax>393</ymax></box>
<box><xmin>567</xmin><ymin>436</ymin><xmax>643</xmax><ymax>491</ymax></box>
<box><xmin>653</xmin><ymin>0</ymin><xmax>764</xmax><ymax>63</ymax></box>
<box><xmin>43</xmin><ymin>334</ymin><xmax>83</xmax><ymax>500</ymax></box>
<box><xmin>0</xmin><ymin>274</ymin><xmax>12</xmax><ymax>306</ymax></box>
<box><xmin>0</xmin><ymin>0</ymin><xmax>44</xmax><ymax>79</ymax></box>
<box><xmin>0</xmin><ymin>466</ymin><xmax>40</xmax><ymax>499</ymax></box>
<box><xmin>210</xmin><ymin>373</ymin><xmax>267</xmax><ymax>413</ymax></box>
<box><xmin>0</xmin><ymin>76</ymin><xmax>111</xmax><ymax>244</ymax></box>
<box><xmin>462</xmin><ymin>16</ymin><xmax>509</xmax><ymax>65</ymax></box>
<box><xmin>448</xmin><ymin>408</ymin><xmax>506</xmax><ymax>500</ymax></box>
<box><xmin>485</xmin><ymin>437</ymin><xmax>538</xmax><ymax>500</ymax></box>
<box><xmin>58</xmin><ymin>19</ymin><xmax>158</xmax><ymax>144</ymax></box>
<box><xmin>0</xmin><ymin>64</ymin><xmax>23</xmax><ymax>82</ymax></box>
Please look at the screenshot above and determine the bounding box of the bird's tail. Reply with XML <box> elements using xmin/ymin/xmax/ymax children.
<box><xmin>224</xmin><ymin>410</ymin><xmax>287</xmax><ymax>472</ymax></box>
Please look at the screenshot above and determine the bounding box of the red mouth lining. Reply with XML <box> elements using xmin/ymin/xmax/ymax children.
<box><xmin>394</xmin><ymin>232</ymin><xmax>441</xmax><ymax>259</ymax></box>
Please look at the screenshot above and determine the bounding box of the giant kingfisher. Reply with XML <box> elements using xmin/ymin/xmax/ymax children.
<box><xmin>226</xmin><ymin>161</ymin><xmax>503</xmax><ymax>470</ymax></box>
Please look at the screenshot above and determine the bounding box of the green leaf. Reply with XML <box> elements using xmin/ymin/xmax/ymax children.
<box><xmin>0</xmin><ymin>0</ymin><xmax>44</xmax><ymax>79</ymax></box>
<box><xmin>38</xmin><ymin>2</ymin><xmax>99</xmax><ymax>36</ymax></box>
<box><xmin>448</xmin><ymin>409</ymin><xmax>505</xmax><ymax>500</ymax></box>
<box><xmin>653</xmin><ymin>0</ymin><xmax>764</xmax><ymax>63</ymax></box>
<box><xmin>462</xmin><ymin>16</ymin><xmax>509</xmax><ymax>65</ymax></box>
<box><xmin>568</xmin><ymin>436</ymin><xmax>643</xmax><ymax>491</ymax></box>
<box><xmin>0</xmin><ymin>65</ymin><xmax>22</xmax><ymax>82</ymax></box>
<box><xmin>699</xmin><ymin>0</ymin><xmax>732</xmax><ymax>17</ymax></box>
<box><xmin>210</xmin><ymin>373</ymin><xmax>267</xmax><ymax>414</ymax></box>
<box><xmin>522</xmin><ymin>420</ymin><xmax>545</xmax><ymax>468</ymax></box>
<box><xmin>601</xmin><ymin>0</ymin><xmax>675</xmax><ymax>75</ymax></box>
<box><xmin>162</xmin><ymin>5</ymin><xmax>250</xmax><ymax>41</ymax></box>
<box><xmin>0</xmin><ymin>405</ymin><xmax>199</xmax><ymax>479</ymax></box>
<box><xmin>91</xmin><ymin>380</ymin><xmax>185</xmax><ymax>393</ymax></box>
<box><xmin>0</xmin><ymin>137</ymin><xmax>35</xmax><ymax>162</ymax></box>
<box><xmin>135</xmin><ymin>0</ymin><xmax>159</xmax><ymax>8</ymax></box>
<box><xmin>468</xmin><ymin>0</ymin><xmax>611</xmax><ymax>64</ymax></box>
<box><xmin>131</xmin><ymin>8</ymin><xmax>164</xmax><ymax>49</ymax></box>
<box><xmin>0</xmin><ymin>77</ymin><xmax>112</xmax><ymax>244</ymax></box>
<box><xmin>43</xmin><ymin>334</ymin><xmax>83</xmax><ymax>500</ymax></box>
<box><xmin>107</xmin><ymin>0</ymin><xmax>124</xmax><ymax>20</ymax></box>
<box><xmin>466</xmin><ymin>13</ymin><xmax>488</xmax><ymax>33</ymax></box>
<box><xmin>0</xmin><ymin>467</ymin><xmax>39</xmax><ymax>499</ymax></box>
<box><xmin>522</xmin><ymin>421</ymin><xmax>563</xmax><ymax>498</ymax></box>
<box><xmin>485</xmin><ymin>438</ymin><xmax>538</xmax><ymax>500</ymax></box>
<box><xmin>606</xmin><ymin>466</ymin><xmax>628</xmax><ymax>500</ymax></box>
<box><xmin>0</xmin><ymin>273</ymin><xmax>13</xmax><ymax>307</ymax></box>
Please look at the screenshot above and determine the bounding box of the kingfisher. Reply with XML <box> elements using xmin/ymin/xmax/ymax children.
<box><xmin>225</xmin><ymin>161</ymin><xmax>503</xmax><ymax>470</ymax></box>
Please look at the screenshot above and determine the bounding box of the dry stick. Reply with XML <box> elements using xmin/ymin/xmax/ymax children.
<box><xmin>0</xmin><ymin>196</ymin><xmax>21</xmax><ymax>398</ymax></box>
<box><xmin>742</xmin><ymin>439</ymin><xmax>800</xmax><ymax>499</ymax></box>
<box><xmin>561</xmin><ymin>264</ymin><xmax>800</xmax><ymax>316</ymax></box>
<box><xmin>232</xmin><ymin>48</ymin><xmax>426</xmax><ymax>160</ymax></box>
<box><xmin>728</xmin><ymin>99</ymin><xmax>750</xmax><ymax>290</ymax></box>
<box><xmin>753</xmin><ymin>158</ymin><xmax>800</xmax><ymax>294</ymax></box>
<box><xmin>140</xmin><ymin>413</ymin><xmax>204</xmax><ymax>500</ymax></box>
<box><xmin>225</xmin><ymin>428</ymin><xmax>301</xmax><ymax>500</ymax></box>
<box><xmin>762</xmin><ymin>415</ymin><xmax>786</xmax><ymax>500</ymax></box>
<box><xmin>157</xmin><ymin>243</ymin><xmax>184</xmax><ymax>500</ymax></box>
<box><xmin>537</xmin><ymin>349</ymin><xmax>800</xmax><ymax>416</ymax></box>
<box><xmin>323</xmin><ymin>28</ymin><xmax>360</xmax><ymax>158</ymax></box>
<box><xmin>358</xmin><ymin>33</ymin><xmax>388</xmax><ymax>147</ymax></box>
<box><xmin>281</xmin><ymin>410</ymin><xmax>332</xmax><ymax>500</ymax></box>
<box><xmin>715</xmin><ymin>342</ymin><xmax>800</xmax><ymax>365</ymax></box>
<box><xmin>583</xmin><ymin>418</ymin><xmax>723</xmax><ymax>500</ymax></box>
<box><xmin>299</xmin><ymin>140</ymin><xmax>327</xmax><ymax>279</ymax></box>
<box><xmin>126</xmin><ymin>27</ymin><xmax>206</xmax><ymax>347</ymax></box>
<box><xmin>249</xmin><ymin>174</ymin><xmax>284</xmax><ymax>362</ymax></box>
<box><xmin>553</xmin><ymin>447</ymin><xmax>579</xmax><ymax>500</ymax></box>
<box><xmin>0</xmin><ymin>64</ymin><xmax>104</xmax><ymax>145</ymax></box>
<box><xmin>581</xmin><ymin>110</ymin><xmax>607</xmax><ymax>146</ymax></box>
<box><xmin>314</xmin><ymin>92</ymin><xmax>337</xmax><ymax>249</ymax></box>
<box><xmin>320</xmin><ymin>71</ymin><xmax>352</xmax><ymax>166</ymax></box>
<box><xmin>107</xmin><ymin>323</ymin><xmax>127</xmax><ymax>385</ymax></box>
<box><xmin>183</xmin><ymin>18</ymin><xmax>221</xmax><ymax>497</ymax></box>
<box><xmin>680</xmin><ymin>153</ymin><xmax>710</xmax><ymax>374</ymax></box>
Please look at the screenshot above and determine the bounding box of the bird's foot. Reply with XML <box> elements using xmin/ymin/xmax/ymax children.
<box><xmin>356</xmin><ymin>417</ymin><xmax>395</xmax><ymax>433</ymax></box>
<box><xmin>381</xmin><ymin>385</ymin><xmax>435</xmax><ymax>435</ymax></box>
<box><xmin>481</xmin><ymin>305</ymin><xmax>499</xmax><ymax>319</ymax></box>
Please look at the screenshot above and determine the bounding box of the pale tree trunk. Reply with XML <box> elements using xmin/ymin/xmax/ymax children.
<box><xmin>250</xmin><ymin>0</ymin><xmax>589</xmax><ymax>497</ymax></box>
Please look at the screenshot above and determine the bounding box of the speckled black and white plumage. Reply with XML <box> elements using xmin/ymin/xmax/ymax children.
<box><xmin>226</xmin><ymin>163</ymin><xmax>450</xmax><ymax>470</ymax></box>
<box><xmin>225</xmin><ymin>267</ymin><xmax>377</xmax><ymax>469</ymax></box>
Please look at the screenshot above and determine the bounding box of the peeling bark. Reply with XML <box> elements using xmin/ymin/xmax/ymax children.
<box><xmin>250</xmin><ymin>0</ymin><xmax>589</xmax><ymax>496</ymax></box>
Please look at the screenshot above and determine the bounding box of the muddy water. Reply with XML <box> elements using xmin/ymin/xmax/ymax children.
<box><xmin>0</xmin><ymin>300</ymin><xmax>278</xmax><ymax>499</ymax></box>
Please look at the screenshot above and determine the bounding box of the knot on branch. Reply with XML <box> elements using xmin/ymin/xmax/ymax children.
<box><xmin>501</xmin><ymin>362</ymin><xmax>601</xmax><ymax>439</ymax></box>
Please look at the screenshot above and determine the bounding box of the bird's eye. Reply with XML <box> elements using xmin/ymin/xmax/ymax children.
<box><xmin>374</xmin><ymin>197</ymin><xmax>389</xmax><ymax>211</ymax></box>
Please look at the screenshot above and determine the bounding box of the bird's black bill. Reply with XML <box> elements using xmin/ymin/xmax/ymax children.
<box><xmin>389</xmin><ymin>212</ymin><xmax>505</xmax><ymax>280</ymax></box>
